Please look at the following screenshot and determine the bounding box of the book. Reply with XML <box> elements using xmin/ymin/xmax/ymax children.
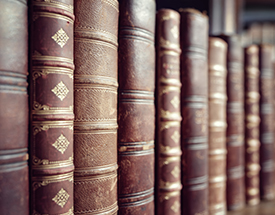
<box><xmin>0</xmin><ymin>0</ymin><xmax>29</xmax><ymax>214</ymax></box>
<box><xmin>156</xmin><ymin>9</ymin><xmax>182</xmax><ymax>215</ymax></box>
<box><xmin>180</xmin><ymin>8</ymin><xmax>209</xmax><ymax>215</ymax></box>
<box><xmin>244</xmin><ymin>45</ymin><xmax>260</xmax><ymax>206</ymax></box>
<box><xmin>208</xmin><ymin>37</ymin><xmax>227</xmax><ymax>215</ymax></box>
<box><xmin>73</xmin><ymin>0</ymin><xmax>119</xmax><ymax>214</ymax></box>
<box><xmin>259</xmin><ymin>44</ymin><xmax>274</xmax><ymax>200</ymax></box>
<box><xmin>118</xmin><ymin>0</ymin><xmax>156</xmax><ymax>213</ymax></box>
<box><xmin>30</xmin><ymin>0</ymin><xmax>74</xmax><ymax>214</ymax></box>
<box><xmin>220</xmin><ymin>35</ymin><xmax>245</xmax><ymax>211</ymax></box>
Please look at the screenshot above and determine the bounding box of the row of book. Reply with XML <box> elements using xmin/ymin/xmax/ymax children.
<box><xmin>1</xmin><ymin>0</ymin><xmax>275</xmax><ymax>214</ymax></box>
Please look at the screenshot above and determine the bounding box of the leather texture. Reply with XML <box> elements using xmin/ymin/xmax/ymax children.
<box><xmin>180</xmin><ymin>9</ymin><xmax>209</xmax><ymax>215</ymax></box>
<box><xmin>118</xmin><ymin>0</ymin><xmax>156</xmax><ymax>214</ymax></box>
<box><xmin>156</xmin><ymin>9</ymin><xmax>182</xmax><ymax>215</ymax></box>
<box><xmin>244</xmin><ymin>45</ymin><xmax>260</xmax><ymax>206</ymax></box>
<box><xmin>208</xmin><ymin>37</ymin><xmax>227</xmax><ymax>215</ymax></box>
<box><xmin>73</xmin><ymin>0</ymin><xmax>119</xmax><ymax>214</ymax></box>
<box><xmin>259</xmin><ymin>44</ymin><xmax>274</xmax><ymax>201</ymax></box>
<box><xmin>0</xmin><ymin>0</ymin><xmax>29</xmax><ymax>214</ymax></box>
<box><xmin>30</xmin><ymin>0</ymin><xmax>75</xmax><ymax>214</ymax></box>
<box><xmin>220</xmin><ymin>35</ymin><xmax>245</xmax><ymax>211</ymax></box>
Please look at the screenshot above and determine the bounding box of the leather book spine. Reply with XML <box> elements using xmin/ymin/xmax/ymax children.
<box><xmin>30</xmin><ymin>0</ymin><xmax>74</xmax><ymax>214</ymax></box>
<box><xmin>259</xmin><ymin>44</ymin><xmax>274</xmax><ymax>200</ymax></box>
<box><xmin>180</xmin><ymin>9</ymin><xmax>209</xmax><ymax>215</ymax></box>
<box><xmin>208</xmin><ymin>37</ymin><xmax>227</xmax><ymax>215</ymax></box>
<box><xmin>0</xmin><ymin>0</ymin><xmax>29</xmax><ymax>214</ymax></box>
<box><xmin>73</xmin><ymin>0</ymin><xmax>119</xmax><ymax>214</ymax></box>
<box><xmin>156</xmin><ymin>9</ymin><xmax>182</xmax><ymax>215</ymax></box>
<box><xmin>118</xmin><ymin>0</ymin><xmax>156</xmax><ymax>214</ymax></box>
<box><xmin>244</xmin><ymin>45</ymin><xmax>260</xmax><ymax>206</ymax></box>
<box><xmin>220</xmin><ymin>35</ymin><xmax>245</xmax><ymax>211</ymax></box>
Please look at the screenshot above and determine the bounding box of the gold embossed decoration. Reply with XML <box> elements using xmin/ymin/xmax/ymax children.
<box><xmin>171</xmin><ymin>131</ymin><xmax>180</xmax><ymax>144</ymax></box>
<box><xmin>171</xmin><ymin>200</ymin><xmax>180</xmax><ymax>212</ymax></box>
<box><xmin>52</xmin><ymin>134</ymin><xmax>70</xmax><ymax>154</ymax></box>
<box><xmin>52</xmin><ymin>28</ymin><xmax>69</xmax><ymax>48</ymax></box>
<box><xmin>52</xmin><ymin>188</ymin><xmax>70</xmax><ymax>208</ymax></box>
<box><xmin>171</xmin><ymin>166</ymin><xmax>180</xmax><ymax>178</ymax></box>
<box><xmin>170</xmin><ymin>25</ymin><xmax>179</xmax><ymax>39</ymax></box>
<box><xmin>51</xmin><ymin>81</ymin><xmax>69</xmax><ymax>101</ymax></box>
<box><xmin>171</xmin><ymin>96</ymin><xmax>180</xmax><ymax>108</ymax></box>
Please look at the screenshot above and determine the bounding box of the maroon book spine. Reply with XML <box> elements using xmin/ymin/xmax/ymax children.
<box><xmin>208</xmin><ymin>37</ymin><xmax>227</xmax><ymax>215</ymax></box>
<box><xmin>73</xmin><ymin>0</ymin><xmax>119</xmax><ymax>214</ymax></box>
<box><xmin>30</xmin><ymin>0</ymin><xmax>74</xmax><ymax>214</ymax></box>
<box><xmin>220</xmin><ymin>35</ymin><xmax>245</xmax><ymax>211</ymax></box>
<box><xmin>259</xmin><ymin>44</ymin><xmax>275</xmax><ymax>200</ymax></box>
<box><xmin>156</xmin><ymin>9</ymin><xmax>182</xmax><ymax>215</ymax></box>
<box><xmin>180</xmin><ymin>9</ymin><xmax>209</xmax><ymax>215</ymax></box>
<box><xmin>0</xmin><ymin>0</ymin><xmax>29</xmax><ymax>214</ymax></box>
<box><xmin>244</xmin><ymin>45</ymin><xmax>260</xmax><ymax>206</ymax></box>
<box><xmin>118</xmin><ymin>0</ymin><xmax>156</xmax><ymax>214</ymax></box>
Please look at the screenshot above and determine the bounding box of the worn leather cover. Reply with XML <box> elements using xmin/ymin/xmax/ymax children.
<box><xmin>180</xmin><ymin>9</ymin><xmax>209</xmax><ymax>215</ymax></box>
<box><xmin>30</xmin><ymin>0</ymin><xmax>74</xmax><ymax>214</ymax></box>
<box><xmin>259</xmin><ymin>44</ymin><xmax>274</xmax><ymax>201</ymax></box>
<box><xmin>244</xmin><ymin>45</ymin><xmax>260</xmax><ymax>206</ymax></box>
<box><xmin>0</xmin><ymin>0</ymin><xmax>29</xmax><ymax>214</ymax></box>
<box><xmin>208</xmin><ymin>37</ymin><xmax>227</xmax><ymax>215</ymax></box>
<box><xmin>73</xmin><ymin>0</ymin><xmax>119</xmax><ymax>214</ymax></box>
<box><xmin>118</xmin><ymin>0</ymin><xmax>156</xmax><ymax>214</ymax></box>
<box><xmin>220</xmin><ymin>35</ymin><xmax>245</xmax><ymax>211</ymax></box>
<box><xmin>156</xmin><ymin>9</ymin><xmax>182</xmax><ymax>215</ymax></box>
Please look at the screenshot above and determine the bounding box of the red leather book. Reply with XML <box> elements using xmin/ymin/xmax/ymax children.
<box><xmin>180</xmin><ymin>9</ymin><xmax>209</xmax><ymax>215</ymax></box>
<box><xmin>30</xmin><ymin>0</ymin><xmax>74</xmax><ymax>214</ymax></box>
<box><xmin>73</xmin><ymin>0</ymin><xmax>119</xmax><ymax>214</ymax></box>
<box><xmin>0</xmin><ymin>0</ymin><xmax>29</xmax><ymax>214</ymax></box>
<box><xmin>118</xmin><ymin>0</ymin><xmax>156</xmax><ymax>214</ymax></box>
<box><xmin>208</xmin><ymin>37</ymin><xmax>227</xmax><ymax>215</ymax></box>
<box><xmin>220</xmin><ymin>35</ymin><xmax>245</xmax><ymax>211</ymax></box>
<box><xmin>259</xmin><ymin>44</ymin><xmax>274</xmax><ymax>201</ymax></box>
<box><xmin>156</xmin><ymin>9</ymin><xmax>182</xmax><ymax>215</ymax></box>
<box><xmin>244</xmin><ymin>45</ymin><xmax>260</xmax><ymax>206</ymax></box>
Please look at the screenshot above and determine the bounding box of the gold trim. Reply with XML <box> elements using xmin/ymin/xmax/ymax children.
<box><xmin>32</xmin><ymin>155</ymin><xmax>73</xmax><ymax>169</ymax></box>
<box><xmin>160</xmin><ymin>76</ymin><xmax>181</xmax><ymax>85</ymax></box>
<box><xmin>33</xmin><ymin>0</ymin><xmax>74</xmax><ymax>14</ymax></box>
<box><xmin>32</xmin><ymin>171</ymin><xmax>73</xmax><ymax>191</ymax></box>
<box><xmin>102</xmin><ymin>0</ymin><xmax>119</xmax><ymax>12</ymax></box>
<box><xmin>159</xmin><ymin>144</ymin><xmax>181</xmax><ymax>154</ymax></box>
<box><xmin>33</xmin><ymin>12</ymin><xmax>73</xmax><ymax>23</ymax></box>
<box><xmin>160</xmin><ymin>109</ymin><xmax>181</xmax><ymax>119</ymax></box>
<box><xmin>160</xmin><ymin>121</ymin><xmax>180</xmax><ymax>131</ymax></box>
<box><xmin>32</xmin><ymin>101</ymin><xmax>73</xmax><ymax>115</ymax></box>
<box><xmin>247</xmin><ymin>188</ymin><xmax>259</xmax><ymax>196</ymax></box>
<box><xmin>32</xmin><ymin>66</ymin><xmax>73</xmax><ymax>79</ymax></box>
<box><xmin>159</xmin><ymin>50</ymin><xmax>180</xmax><ymax>57</ymax></box>
<box><xmin>159</xmin><ymin>85</ymin><xmax>180</xmax><ymax>95</ymax></box>
<box><xmin>32</xmin><ymin>121</ymin><xmax>73</xmax><ymax>135</ymax></box>
<box><xmin>159</xmin><ymin>191</ymin><xmax>180</xmax><ymax>202</ymax></box>
<box><xmin>32</xmin><ymin>52</ymin><xmax>73</xmax><ymax>64</ymax></box>
<box><xmin>33</xmin><ymin>207</ymin><xmax>73</xmax><ymax>215</ymax></box>
<box><xmin>74</xmin><ymin>37</ymin><xmax>117</xmax><ymax>50</ymax></box>
<box><xmin>159</xmin><ymin>156</ymin><xmax>180</xmax><ymax>167</ymax></box>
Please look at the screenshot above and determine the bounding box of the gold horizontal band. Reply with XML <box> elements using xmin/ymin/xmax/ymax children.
<box><xmin>160</xmin><ymin>76</ymin><xmax>182</xmax><ymax>85</ymax></box>
<box><xmin>75</xmin><ymin>37</ymin><xmax>117</xmax><ymax>51</ymax></box>
<box><xmin>159</xmin><ymin>181</ymin><xmax>182</xmax><ymax>190</ymax></box>
<box><xmin>33</xmin><ymin>12</ymin><xmax>74</xmax><ymax>23</ymax></box>
<box><xmin>159</xmin><ymin>190</ymin><xmax>180</xmax><ymax>202</ymax></box>
<box><xmin>33</xmin><ymin>0</ymin><xmax>74</xmax><ymax>14</ymax></box>
<box><xmin>32</xmin><ymin>155</ymin><xmax>73</xmax><ymax>170</ymax></box>
<box><xmin>209</xmin><ymin>64</ymin><xmax>227</xmax><ymax>73</ymax></box>
<box><xmin>158</xmin><ymin>85</ymin><xmax>180</xmax><ymax>95</ymax></box>
<box><xmin>32</xmin><ymin>54</ymin><xmax>73</xmax><ymax>64</ymax></box>
<box><xmin>159</xmin><ymin>156</ymin><xmax>181</xmax><ymax>166</ymax></box>
<box><xmin>159</xmin><ymin>145</ymin><xmax>181</xmax><ymax>154</ymax></box>
<box><xmin>246</xmin><ymin>163</ymin><xmax>260</xmax><ymax>172</ymax></box>
<box><xmin>247</xmin><ymin>198</ymin><xmax>260</xmax><ymax>206</ymax></box>
<box><xmin>32</xmin><ymin>121</ymin><xmax>73</xmax><ymax>135</ymax></box>
<box><xmin>209</xmin><ymin>175</ymin><xmax>226</xmax><ymax>183</ymax></box>
<box><xmin>74</xmin><ymin>171</ymin><xmax>117</xmax><ymax>182</ymax></box>
<box><xmin>32</xmin><ymin>66</ymin><xmax>73</xmax><ymax>80</ymax></box>
<box><xmin>159</xmin><ymin>50</ymin><xmax>181</xmax><ymax>57</ymax></box>
<box><xmin>160</xmin><ymin>121</ymin><xmax>180</xmax><ymax>131</ymax></box>
<box><xmin>247</xmin><ymin>188</ymin><xmax>259</xmax><ymax>196</ymax></box>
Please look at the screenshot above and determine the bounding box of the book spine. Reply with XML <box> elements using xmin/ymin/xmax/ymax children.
<box><xmin>118</xmin><ymin>0</ymin><xmax>156</xmax><ymax>214</ymax></box>
<box><xmin>156</xmin><ymin>9</ymin><xmax>182</xmax><ymax>215</ymax></box>
<box><xmin>221</xmin><ymin>35</ymin><xmax>245</xmax><ymax>211</ymax></box>
<box><xmin>259</xmin><ymin>44</ymin><xmax>275</xmax><ymax>200</ymax></box>
<box><xmin>73</xmin><ymin>0</ymin><xmax>119</xmax><ymax>214</ymax></box>
<box><xmin>208</xmin><ymin>37</ymin><xmax>227</xmax><ymax>215</ymax></box>
<box><xmin>180</xmin><ymin>9</ymin><xmax>209</xmax><ymax>215</ymax></box>
<box><xmin>0</xmin><ymin>0</ymin><xmax>29</xmax><ymax>214</ymax></box>
<box><xmin>30</xmin><ymin>0</ymin><xmax>74</xmax><ymax>214</ymax></box>
<box><xmin>244</xmin><ymin>45</ymin><xmax>260</xmax><ymax>206</ymax></box>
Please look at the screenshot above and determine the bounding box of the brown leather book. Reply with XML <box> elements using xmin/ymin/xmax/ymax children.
<box><xmin>118</xmin><ymin>0</ymin><xmax>156</xmax><ymax>214</ymax></box>
<box><xmin>180</xmin><ymin>9</ymin><xmax>209</xmax><ymax>215</ymax></box>
<box><xmin>30</xmin><ymin>1</ymin><xmax>74</xmax><ymax>214</ymax></box>
<box><xmin>73</xmin><ymin>0</ymin><xmax>119</xmax><ymax>214</ymax></box>
<box><xmin>208</xmin><ymin>37</ymin><xmax>227</xmax><ymax>215</ymax></box>
<box><xmin>259</xmin><ymin>44</ymin><xmax>275</xmax><ymax>201</ymax></box>
<box><xmin>156</xmin><ymin>9</ymin><xmax>182</xmax><ymax>215</ymax></box>
<box><xmin>0</xmin><ymin>0</ymin><xmax>29</xmax><ymax>214</ymax></box>
<box><xmin>244</xmin><ymin>45</ymin><xmax>260</xmax><ymax>206</ymax></box>
<box><xmin>220</xmin><ymin>35</ymin><xmax>245</xmax><ymax>211</ymax></box>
